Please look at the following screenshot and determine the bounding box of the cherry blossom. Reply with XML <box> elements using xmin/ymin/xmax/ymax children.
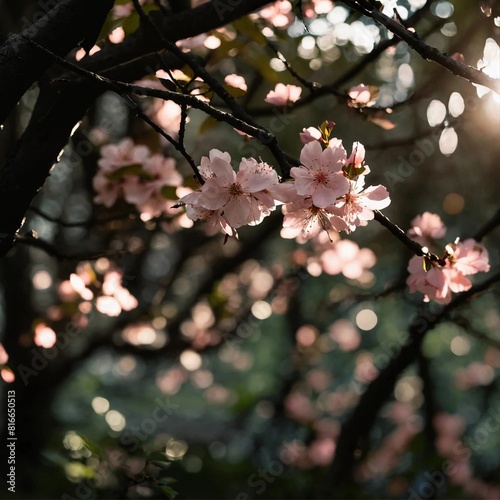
<box><xmin>124</xmin><ymin>155</ymin><xmax>182</xmax><ymax>217</ymax></box>
<box><xmin>265</xmin><ymin>83</ymin><xmax>302</xmax><ymax>106</ymax></box>
<box><xmin>94</xmin><ymin>139</ymin><xmax>184</xmax><ymax>220</ymax></box>
<box><xmin>406</xmin><ymin>211</ymin><xmax>490</xmax><ymax>303</ymax></box>
<box><xmin>280</xmin><ymin>195</ymin><xmax>348</xmax><ymax>241</ymax></box>
<box><xmin>300</xmin><ymin>127</ymin><xmax>322</xmax><ymax>144</ymax></box>
<box><xmin>291</xmin><ymin>140</ymin><xmax>349</xmax><ymax>208</ymax></box>
<box><xmin>93</xmin><ymin>138</ymin><xmax>150</xmax><ymax>208</ymax></box>
<box><xmin>224</xmin><ymin>74</ymin><xmax>248</xmax><ymax>92</ymax></box>
<box><xmin>407</xmin><ymin>211</ymin><xmax>447</xmax><ymax>246</ymax></box>
<box><xmin>335</xmin><ymin>183</ymin><xmax>391</xmax><ymax>232</ymax></box>
<box><xmin>449</xmin><ymin>238</ymin><xmax>490</xmax><ymax>275</ymax></box>
<box><xmin>320</xmin><ymin>238</ymin><xmax>377</xmax><ymax>279</ymax></box>
<box><xmin>348</xmin><ymin>84</ymin><xmax>378</xmax><ymax>108</ymax></box>
<box><xmin>178</xmin><ymin>151</ymin><xmax>279</xmax><ymax>231</ymax></box>
<box><xmin>406</xmin><ymin>256</ymin><xmax>471</xmax><ymax>304</ymax></box>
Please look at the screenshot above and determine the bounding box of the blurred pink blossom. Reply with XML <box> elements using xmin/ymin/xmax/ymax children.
<box><xmin>265</xmin><ymin>83</ymin><xmax>302</xmax><ymax>106</ymax></box>
<box><xmin>407</xmin><ymin>211</ymin><xmax>447</xmax><ymax>246</ymax></box>
<box><xmin>224</xmin><ymin>74</ymin><xmax>248</xmax><ymax>92</ymax></box>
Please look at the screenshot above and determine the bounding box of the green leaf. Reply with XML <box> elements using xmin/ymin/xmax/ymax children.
<box><xmin>342</xmin><ymin>163</ymin><xmax>366</xmax><ymax>179</ymax></box>
<box><xmin>159</xmin><ymin>485</ymin><xmax>178</xmax><ymax>500</ymax></box>
<box><xmin>232</xmin><ymin>16</ymin><xmax>267</xmax><ymax>46</ymax></box>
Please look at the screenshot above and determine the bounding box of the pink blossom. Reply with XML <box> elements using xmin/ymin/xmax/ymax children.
<box><xmin>300</xmin><ymin>126</ymin><xmax>322</xmax><ymax>144</ymax></box>
<box><xmin>180</xmin><ymin>151</ymin><xmax>279</xmax><ymax>231</ymax></box>
<box><xmin>348</xmin><ymin>84</ymin><xmax>377</xmax><ymax>107</ymax></box>
<box><xmin>406</xmin><ymin>256</ymin><xmax>471</xmax><ymax>304</ymax></box>
<box><xmin>335</xmin><ymin>183</ymin><xmax>391</xmax><ymax>232</ymax></box>
<box><xmin>265</xmin><ymin>83</ymin><xmax>302</xmax><ymax>106</ymax></box>
<box><xmin>177</xmin><ymin>189</ymin><xmax>235</xmax><ymax>237</ymax></box>
<box><xmin>224</xmin><ymin>74</ymin><xmax>248</xmax><ymax>92</ymax></box>
<box><xmin>155</xmin><ymin>101</ymin><xmax>183</xmax><ymax>136</ymax></box>
<box><xmin>320</xmin><ymin>239</ymin><xmax>377</xmax><ymax>279</ymax></box>
<box><xmin>93</xmin><ymin>139</ymin><xmax>150</xmax><ymax>207</ymax></box>
<box><xmin>199</xmin><ymin>159</ymin><xmax>271</xmax><ymax>227</ymax></box>
<box><xmin>407</xmin><ymin>237</ymin><xmax>490</xmax><ymax>304</ymax></box>
<box><xmin>345</xmin><ymin>142</ymin><xmax>370</xmax><ymax>175</ymax></box>
<box><xmin>450</xmin><ymin>238</ymin><xmax>490</xmax><ymax>275</ymax></box>
<box><xmin>291</xmin><ymin>141</ymin><xmax>349</xmax><ymax>208</ymax></box>
<box><xmin>281</xmin><ymin>196</ymin><xmax>347</xmax><ymax>241</ymax></box>
<box><xmin>97</xmin><ymin>138</ymin><xmax>150</xmax><ymax>172</ymax></box>
<box><xmin>407</xmin><ymin>212</ymin><xmax>447</xmax><ymax>246</ymax></box>
<box><xmin>124</xmin><ymin>155</ymin><xmax>182</xmax><ymax>217</ymax></box>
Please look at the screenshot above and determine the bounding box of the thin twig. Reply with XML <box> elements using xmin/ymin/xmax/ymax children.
<box><xmin>340</xmin><ymin>0</ymin><xmax>500</xmax><ymax>94</ymax></box>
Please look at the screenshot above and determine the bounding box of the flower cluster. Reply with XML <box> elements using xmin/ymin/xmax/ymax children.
<box><xmin>176</xmin><ymin>150</ymin><xmax>280</xmax><ymax>236</ymax></box>
<box><xmin>276</xmin><ymin>123</ymin><xmax>391</xmax><ymax>240</ymax></box>
<box><xmin>93</xmin><ymin>138</ymin><xmax>183</xmax><ymax>219</ymax></box>
<box><xmin>178</xmin><ymin>123</ymin><xmax>390</xmax><ymax>240</ymax></box>
<box><xmin>406</xmin><ymin>212</ymin><xmax>490</xmax><ymax>304</ymax></box>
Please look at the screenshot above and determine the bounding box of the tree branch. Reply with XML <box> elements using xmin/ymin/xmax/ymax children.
<box><xmin>326</xmin><ymin>268</ymin><xmax>500</xmax><ymax>496</ymax></box>
<box><xmin>340</xmin><ymin>0</ymin><xmax>500</xmax><ymax>94</ymax></box>
<box><xmin>0</xmin><ymin>0</ymin><xmax>114</xmax><ymax>124</ymax></box>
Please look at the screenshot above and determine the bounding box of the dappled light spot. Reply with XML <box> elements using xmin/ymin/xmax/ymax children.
<box><xmin>32</xmin><ymin>270</ymin><xmax>52</xmax><ymax>290</ymax></box>
<box><xmin>166</xmin><ymin>439</ymin><xmax>188</xmax><ymax>460</ymax></box>
<box><xmin>329</xmin><ymin>320</ymin><xmax>361</xmax><ymax>351</ymax></box>
<box><xmin>355</xmin><ymin>309</ymin><xmax>378</xmax><ymax>331</ymax></box>
<box><xmin>91</xmin><ymin>397</ymin><xmax>110</xmax><ymax>415</ymax></box>
<box><xmin>450</xmin><ymin>335</ymin><xmax>470</xmax><ymax>356</ymax></box>
<box><xmin>448</xmin><ymin>92</ymin><xmax>465</xmax><ymax>117</ymax></box>
<box><xmin>443</xmin><ymin>192</ymin><xmax>465</xmax><ymax>214</ymax></box>
<box><xmin>1</xmin><ymin>368</ymin><xmax>15</xmax><ymax>383</ymax></box>
<box><xmin>63</xmin><ymin>432</ymin><xmax>84</xmax><ymax>451</ymax></box>
<box><xmin>427</xmin><ymin>99</ymin><xmax>447</xmax><ymax>127</ymax></box>
<box><xmin>296</xmin><ymin>325</ymin><xmax>318</xmax><ymax>347</ymax></box>
<box><xmin>105</xmin><ymin>410</ymin><xmax>126</xmax><ymax>432</ymax></box>
<box><xmin>180</xmin><ymin>350</ymin><xmax>202</xmax><ymax>371</ymax></box>
<box><xmin>34</xmin><ymin>323</ymin><xmax>57</xmax><ymax>349</ymax></box>
<box><xmin>191</xmin><ymin>369</ymin><xmax>214</xmax><ymax>389</ymax></box>
<box><xmin>439</xmin><ymin>127</ymin><xmax>458</xmax><ymax>155</ymax></box>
